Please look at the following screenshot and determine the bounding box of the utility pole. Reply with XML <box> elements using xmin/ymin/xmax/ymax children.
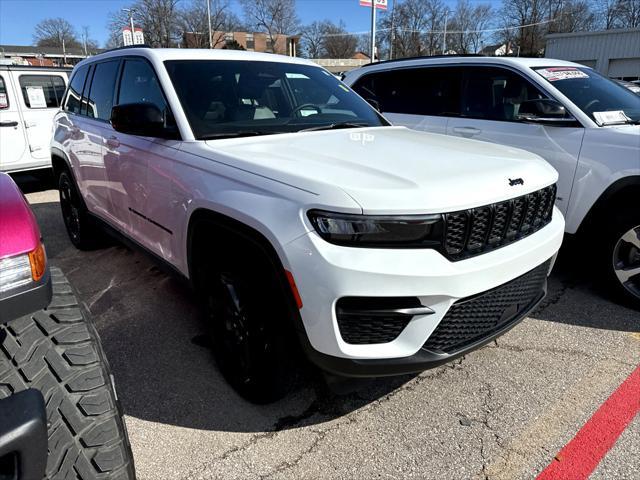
<box><xmin>442</xmin><ymin>9</ymin><xmax>448</xmax><ymax>55</ymax></box>
<box><xmin>370</xmin><ymin>1</ymin><xmax>377</xmax><ymax>63</ymax></box>
<box><xmin>206</xmin><ymin>0</ymin><xmax>213</xmax><ymax>48</ymax></box>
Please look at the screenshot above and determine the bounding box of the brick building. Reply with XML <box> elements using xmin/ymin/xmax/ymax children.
<box><xmin>183</xmin><ymin>31</ymin><xmax>300</xmax><ymax>56</ymax></box>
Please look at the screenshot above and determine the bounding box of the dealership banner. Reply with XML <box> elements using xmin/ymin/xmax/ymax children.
<box><xmin>359</xmin><ymin>0</ymin><xmax>388</xmax><ymax>10</ymax></box>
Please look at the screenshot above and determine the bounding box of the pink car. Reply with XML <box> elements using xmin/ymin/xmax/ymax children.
<box><xmin>0</xmin><ymin>173</ymin><xmax>134</xmax><ymax>480</ymax></box>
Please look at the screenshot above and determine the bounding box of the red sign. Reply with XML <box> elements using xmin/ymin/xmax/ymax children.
<box><xmin>359</xmin><ymin>0</ymin><xmax>388</xmax><ymax>10</ymax></box>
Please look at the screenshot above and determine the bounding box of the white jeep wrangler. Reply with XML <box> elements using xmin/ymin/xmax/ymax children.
<box><xmin>52</xmin><ymin>48</ymin><xmax>564</xmax><ymax>403</ymax></box>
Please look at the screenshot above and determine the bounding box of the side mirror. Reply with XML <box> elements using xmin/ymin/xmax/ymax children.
<box><xmin>517</xmin><ymin>99</ymin><xmax>578</xmax><ymax>126</ymax></box>
<box><xmin>111</xmin><ymin>103</ymin><xmax>175</xmax><ymax>138</ymax></box>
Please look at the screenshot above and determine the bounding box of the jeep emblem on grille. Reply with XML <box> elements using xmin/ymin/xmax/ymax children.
<box><xmin>509</xmin><ymin>178</ymin><xmax>524</xmax><ymax>186</ymax></box>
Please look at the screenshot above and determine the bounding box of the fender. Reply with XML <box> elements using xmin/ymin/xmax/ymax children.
<box><xmin>576</xmin><ymin>175</ymin><xmax>640</xmax><ymax>236</ymax></box>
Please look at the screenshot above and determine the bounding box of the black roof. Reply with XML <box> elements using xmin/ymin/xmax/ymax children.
<box><xmin>360</xmin><ymin>54</ymin><xmax>486</xmax><ymax>69</ymax></box>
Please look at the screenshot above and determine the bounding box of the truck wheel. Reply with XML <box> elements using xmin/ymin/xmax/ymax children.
<box><xmin>603</xmin><ymin>211</ymin><xmax>640</xmax><ymax>308</ymax></box>
<box><xmin>200</xmin><ymin>243</ymin><xmax>295</xmax><ymax>404</ymax></box>
<box><xmin>58</xmin><ymin>170</ymin><xmax>103</xmax><ymax>250</ymax></box>
<box><xmin>0</xmin><ymin>268</ymin><xmax>135</xmax><ymax>479</ymax></box>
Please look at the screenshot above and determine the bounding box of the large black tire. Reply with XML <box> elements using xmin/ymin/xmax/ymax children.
<box><xmin>195</xmin><ymin>231</ymin><xmax>296</xmax><ymax>404</ymax></box>
<box><xmin>58</xmin><ymin>170</ymin><xmax>104</xmax><ymax>250</ymax></box>
<box><xmin>0</xmin><ymin>268</ymin><xmax>135</xmax><ymax>479</ymax></box>
<box><xmin>600</xmin><ymin>210</ymin><xmax>640</xmax><ymax>308</ymax></box>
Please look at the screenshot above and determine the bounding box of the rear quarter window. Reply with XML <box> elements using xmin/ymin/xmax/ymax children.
<box><xmin>19</xmin><ymin>75</ymin><xmax>66</xmax><ymax>108</ymax></box>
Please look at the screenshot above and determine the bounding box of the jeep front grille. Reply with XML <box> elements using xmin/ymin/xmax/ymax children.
<box><xmin>443</xmin><ymin>185</ymin><xmax>556</xmax><ymax>261</ymax></box>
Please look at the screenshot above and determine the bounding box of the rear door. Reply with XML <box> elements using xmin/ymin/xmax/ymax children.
<box><xmin>351</xmin><ymin>66</ymin><xmax>461</xmax><ymax>134</ymax></box>
<box><xmin>73</xmin><ymin>59</ymin><xmax>121</xmax><ymax>222</ymax></box>
<box><xmin>446</xmin><ymin>66</ymin><xmax>584</xmax><ymax>215</ymax></box>
<box><xmin>13</xmin><ymin>72</ymin><xmax>67</xmax><ymax>161</ymax></box>
<box><xmin>0</xmin><ymin>72</ymin><xmax>28</xmax><ymax>170</ymax></box>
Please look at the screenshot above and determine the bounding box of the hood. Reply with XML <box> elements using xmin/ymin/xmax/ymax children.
<box><xmin>203</xmin><ymin>126</ymin><xmax>559</xmax><ymax>214</ymax></box>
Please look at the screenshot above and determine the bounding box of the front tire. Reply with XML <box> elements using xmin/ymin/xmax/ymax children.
<box><xmin>198</xmin><ymin>239</ymin><xmax>295</xmax><ymax>404</ymax></box>
<box><xmin>0</xmin><ymin>268</ymin><xmax>135</xmax><ymax>479</ymax></box>
<box><xmin>602</xmin><ymin>212</ymin><xmax>640</xmax><ymax>307</ymax></box>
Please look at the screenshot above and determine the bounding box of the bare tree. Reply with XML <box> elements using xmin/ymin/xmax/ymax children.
<box><xmin>178</xmin><ymin>0</ymin><xmax>243</xmax><ymax>48</ymax></box>
<box><xmin>33</xmin><ymin>18</ymin><xmax>81</xmax><ymax>48</ymax></box>
<box><xmin>448</xmin><ymin>0</ymin><xmax>493</xmax><ymax>54</ymax></box>
<box><xmin>496</xmin><ymin>0</ymin><xmax>547</xmax><ymax>56</ymax></box>
<box><xmin>300</xmin><ymin>21</ymin><xmax>326</xmax><ymax>58</ymax></box>
<box><xmin>322</xmin><ymin>21</ymin><xmax>358</xmax><ymax>58</ymax></box>
<box><xmin>379</xmin><ymin>0</ymin><xmax>437</xmax><ymax>58</ymax></box>
<box><xmin>551</xmin><ymin>0</ymin><xmax>596</xmax><ymax>33</ymax></box>
<box><xmin>107</xmin><ymin>0</ymin><xmax>180</xmax><ymax>48</ymax></box>
<box><xmin>594</xmin><ymin>0</ymin><xmax>623</xmax><ymax>28</ymax></box>
<box><xmin>616</xmin><ymin>0</ymin><xmax>640</xmax><ymax>27</ymax></box>
<box><xmin>240</xmin><ymin>0</ymin><xmax>299</xmax><ymax>54</ymax></box>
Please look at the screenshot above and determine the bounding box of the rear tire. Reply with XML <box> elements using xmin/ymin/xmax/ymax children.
<box><xmin>58</xmin><ymin>170</ymin><xmax>104</xmax><ymax>250</ymax></box>
<box><xmin>600</xmin><ymin>210</ymin><xmax>640</xmax><ymax>308</ymax></box>
<box><xmin>195</xmin><ymin>231</ymin><xmax>296</xmax><ymax>404</ymax></box>
<box><xmin>0</xmin><ymin>268</ymin><xmax>135</xmax><ymax>479</ymax></box>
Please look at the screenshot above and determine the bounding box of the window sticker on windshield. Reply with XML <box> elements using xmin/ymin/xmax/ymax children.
<box><xmin>26</xmin><ymin>86</ymin><xmax>47</xmax><ymax>108</ymax></box>
<box><xmin>537</xmin><ymin>68</ymin><xmax>589</xmax><ymax>82</ymax></box>
<box><xmin>0</xmin><ymin>93</ymin><xmax>8</xmax><ymax>108</ymax></box>
<box><xmin>286</xmin><ymin>73</ymin><xmax>310</xmax><ymax>79</ymax></box>
<box><xmin>593</xmin><ymin>110</ymin><xmax>631</xmax><ymax>126</ymax></box>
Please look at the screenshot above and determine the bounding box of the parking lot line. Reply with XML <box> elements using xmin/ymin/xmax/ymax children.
<box><xmin>536</xmin><ymin>365</ymin><xmax>640</xmax><ymax>480</ymax></box>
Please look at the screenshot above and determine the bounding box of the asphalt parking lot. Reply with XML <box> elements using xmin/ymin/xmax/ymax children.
<box><xmin>19</xmin><ymin>174</ymin><xmax>640</xmax><ymax>480</ymax></box>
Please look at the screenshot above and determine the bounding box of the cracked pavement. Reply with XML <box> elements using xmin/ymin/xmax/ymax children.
<box><xmin>21</xmin><ymin>177</ymin><xmax>640</xmax><ymax>480</ymax></box>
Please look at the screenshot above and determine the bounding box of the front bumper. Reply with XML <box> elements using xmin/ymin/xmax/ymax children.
<box><xmin>284</xmin><ymin>206</ymin><xmax>564</xmax><ymax>372</ymax></box>
<box><xmin>0</xmin><ymin>268</ymin><xmax>52</xmax><ymax>324</ymax></box>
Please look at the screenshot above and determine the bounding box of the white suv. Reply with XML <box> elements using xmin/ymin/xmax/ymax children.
<box><xmin>0</xmin><ymin>65</ymin><xmax>70</xmax><ymax>172</ymax></box>
<box><xmin>343</xmin><ymin>57</ymin><xmax>640</xmax><ymax>305</ymax></box>
<box><xmin>52</xmin><ymin>48</ymin><xmax>564</xmax><ymax>402</ymax></box>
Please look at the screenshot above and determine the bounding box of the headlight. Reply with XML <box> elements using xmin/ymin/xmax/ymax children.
<box><xmin>0</xmin><ymin>243</ymin><xmax>47</xmax><ymax>294</ymax></box>
<box><xmin>308</xmin><ymin>210</ymin><xmax>443</xmax><ymax>248</ymax></box>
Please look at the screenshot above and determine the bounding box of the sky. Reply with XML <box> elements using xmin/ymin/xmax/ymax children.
<box><xmin>0</xmin><ymin>0</ymin><xmax>420</xmax><ymax>47</ymax></box>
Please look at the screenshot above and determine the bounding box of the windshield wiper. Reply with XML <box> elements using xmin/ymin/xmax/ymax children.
<box><xmin>199</xmin><ymin>131</ymin><xmax>276</xmax><ymax>140</ymax></box>
<box><xmin>299</xmin><ymin>121</ymin><xmax>370</xmax><ymax>132</ymax></box>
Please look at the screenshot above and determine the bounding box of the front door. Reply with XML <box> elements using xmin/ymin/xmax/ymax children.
<box><xmin>0</xmin><ymin>73</ymin><xmax>27</xmax><ymax>170</ymax></box>
<box><xmin>447</xmin><ymin>66</ymin><xmax>584</xmax><ymax>215</ymax></box>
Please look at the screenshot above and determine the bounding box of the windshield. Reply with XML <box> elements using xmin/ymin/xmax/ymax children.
<box><xmin>164</xmin><ymin>60</ymin><xmax>386</xmax><ymax>139</ymax></box>
<box><xmin>533</xmin><ymin>66</ymin><xmax>640</xmax><ymax>125</ymax></box>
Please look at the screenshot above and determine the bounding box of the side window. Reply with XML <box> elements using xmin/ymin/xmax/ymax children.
<box><xmin>0</xmin><ymin>76</ymin><xmax>8</xmax><ymax>109</ymax></box>
<box><xmin>85</xmin><ymin>60</ymin><xmax>120</xmax><ymax>121</ymax></box>
<box><xmin>64</xmin><ymin>65</ymin><xmax>89</xmax><ymax>114</ymax></box>
<box><xmin>461</xmin><ymin>67</ymin><xmax>548</xmax><ymax>122</ymax></box>
<box><xmin>117</xmin><ymin>59</ymin><xmax>167</xmax><ymax>112</ymax></box>
<box><xmin>19</xmin><ymin>75</ymin><xmax>66</xmax><ymax>108</ymax></box>
<box><xmin>352</xmin><ymin>67</ymin><xmax>462</xmax><ymax>117</ymax></box>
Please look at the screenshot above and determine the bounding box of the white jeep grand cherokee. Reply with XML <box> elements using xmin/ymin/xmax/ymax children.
<box><xmin>52</xmin><ymin>48</ymin><xmax>564</xmax><ymax>403</ymax></box>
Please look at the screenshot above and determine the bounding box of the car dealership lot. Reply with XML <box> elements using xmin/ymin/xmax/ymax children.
<box><xmin>21</xmin><ymin>176</ymin><xmax>639</xmax><ymax>480</ymax></box>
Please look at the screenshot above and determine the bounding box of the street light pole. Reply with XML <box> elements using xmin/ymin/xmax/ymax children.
<box><xmin>389</xmin><ymin>0</ymin><xmax>396</xmax><ymax>60</ymax></box>
<box><xmin>206</xmin><ymin>0</ymin><xmax>213</xmax><ymax>48</ymax></box>
<box><xmin>442</xmin><ymin>9</ymin><xmax>448</xmax><ymax>55</ymax></box>
<box><xmin>370</xmin><ymin>1</ymin><xmax>376</xmax><ymax>63</ymax></box>
<box><xmin>122</xmin><ymin>8</ymin><xmax>137</xmax><ymax>45</ymax></box>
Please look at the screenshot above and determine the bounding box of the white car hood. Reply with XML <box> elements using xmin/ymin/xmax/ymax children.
<box><xmin>204</xmin><ymin>126</ymin><xmax>559</xmax><ymax>214</ymax></box>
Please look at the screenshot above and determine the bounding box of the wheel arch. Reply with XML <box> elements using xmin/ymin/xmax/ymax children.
<box><xmin>186</xmin><ymin>208</ymin><xmax>300</xmax><ymax>312</ymax></box>
<box><xmin>576</xmin><ymin>175</ymin><xmax>640</xmax><ymax>237</ymax></box>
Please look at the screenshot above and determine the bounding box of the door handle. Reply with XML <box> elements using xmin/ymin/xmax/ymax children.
<box><xmin>106</xmin><ymin>135</ymin><xmax>120</xmax><ymax>148</ymax></box>
<box><xmin>452</xmin><ymin>126</ymin><xmax>482</xmax><ymax>137</ymax></box>
<box><xmin>0</xmin><ymin>121</ymin><xmax>18</xmax><ymax>127</ymax></box>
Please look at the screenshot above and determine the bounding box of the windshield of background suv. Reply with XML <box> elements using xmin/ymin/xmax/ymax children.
<box><xmin>164</xmin><ymin>60</ymin><xmax>387</xmax><ymax>139</ymax></box>
<box><xmin>533</xmin><ymin>66</ymin><xmax>640</xmax><ymax>125</ymax></box>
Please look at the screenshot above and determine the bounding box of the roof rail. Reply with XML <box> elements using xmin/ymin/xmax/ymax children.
<box><xmin>0</xmin><ymin>64</ymin><xmax>72</xmax><ymax>71</ymax></box>
<box><xmin>101</xmin><ymin>44</ymin><xmax>152</xmax><ymax>54</ymax></box>
<box><xmin>360</xmin><ymin>54</ymin><xmax>486</xmax><ymax>69</ymax></box>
